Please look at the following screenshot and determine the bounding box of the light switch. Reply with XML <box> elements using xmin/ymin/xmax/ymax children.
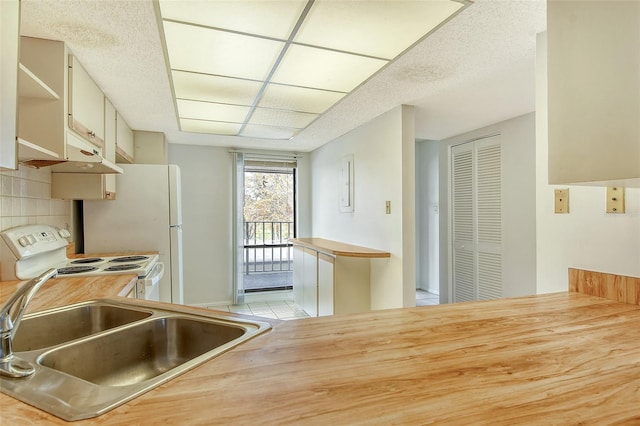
<box><xmin>385</xmin><ymin>200</ymin><xmax>391</xmax><ymax>214</ymax></box>
<box><xmin>554</xmin><ymin>189</ymin><xmax>569</xmax><ymax>214</ymax></box>
<box><xmin>606</xmin><ymin>187</ymin><xmax>625</xmax><ymax>213</ymax></box>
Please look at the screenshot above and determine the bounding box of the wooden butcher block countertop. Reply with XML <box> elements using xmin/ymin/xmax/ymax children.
<box><xmin>1</xmin><ymin>283</ymin><xmax>639</xmax><ymax>424</ymax></box>
<box><xmin>0</xmin><ymin>274</ymin><xmax>137</xmax><ymax>314</ymax></box>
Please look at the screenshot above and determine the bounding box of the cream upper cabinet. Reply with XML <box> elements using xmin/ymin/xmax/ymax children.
<box><xmin>547</xmin><ymin>0</ymin><xmax>640</xmax><ymax>187</ymax></box>
<box><xmin>133</xmin><ymin>131</ymin><xmax>167</xmax><ymax>164</ymax></box>
<box><xmin>51</xmin><ymin>97</ymin><xmax>117</xmax><ymax>200</ymax></box>
<box><xmin>0</xmin><ymin>0</ymin><xmax>19</xmax><ymax>171</ymax></box>
<box><xmin>116</xmin><ymin>112</ymin><xmax>134</xmax><ymax>163</ymax></box>
<box><xmin>16</xmin><ymin>36</ymin><xmax>121</xmax><ymax>173</ymax></box>
<box><xmin>18</xmin><ymin>37</ymin><xmax>66</xmax><ymax>164</ymax></box>
<box><xmin>68</xmin><ymin>55</ymin><xmax>105</xmax><ymax>149</ymax></box>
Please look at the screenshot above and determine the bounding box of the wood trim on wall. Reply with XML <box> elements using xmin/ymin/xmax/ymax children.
<box><xmin>569</xmin><ymin>268</ymin><xmax>640</xmax><ymax>305</ymax></box>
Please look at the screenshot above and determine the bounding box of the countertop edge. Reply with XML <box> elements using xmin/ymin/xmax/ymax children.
<box><xmin>290</xmin><ymin>237</ymin><xmax>391</xmax><ymax>258</ymax></box>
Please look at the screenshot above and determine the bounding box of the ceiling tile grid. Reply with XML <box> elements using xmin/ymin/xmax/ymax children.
<box><xmin>158</xmin><ymin>0</ymin><xmax>465</xmax><ymax>141</ymax></box>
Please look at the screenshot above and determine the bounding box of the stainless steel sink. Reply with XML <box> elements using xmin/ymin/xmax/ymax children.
<box><xmin>0</xmin><ymin>299</ymin><xmax>271</xmax><ymax>421</ymax></box>
<box><xmin>40</xmin><ymin>317</ymin><xmax>246</xmax><ymax>387</ymax></box>
<box><xmin>12</xmin><ymin>303</ymin><xmax>152</xmax><ymax>352</ymax></box>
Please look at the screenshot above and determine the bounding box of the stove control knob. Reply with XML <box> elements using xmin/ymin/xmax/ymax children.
<box><xmin>58</xmin><ymin>229</ymin><xmax>71</xmax><ymax>238</ymax></box>
<box><xmin>18</xmin><ymin>236</ymin><xmax>29</xmax><ymax>247</ymax></box>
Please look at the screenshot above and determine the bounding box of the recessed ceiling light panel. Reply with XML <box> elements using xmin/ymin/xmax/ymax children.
<box><xmin>159</xmin><ymin>0</ymin><xmax>307</xmax><ymax>40</ymax></box>
<box><xmin>177</xmin><ymin>99</ymin><xmax>250</xmax><ymax>123</ymax></box>
<box><xmin>296</xmin><ymin>0</ymin><xmax>465</xmax><ymax>59</ymax></box>
<box><xmin>180</xmin><ymin>118</ymin><xmax>242</xmax><ymax>135</ymax></box>
<box><xmin>250</xmin><ymin>107</ymin><xmax>318</xmax><ymax>129</ymax></box>
<box><xmin>171</xmin><ymin>71</ymin><xmax>263</xmax><ymax>105</ymax></box>
<box><xmin>163</xmin><ymin>21</ymin><xmax>284</xmax><ymax>81</ymax></box>
<box><xmin>272</xmin><ymin>44</ymin><xmax>388</xmax><ymax>92</ymax></box>
<box><xmin>241</xmin><ymin>124</ymin><xmax>299</xmax><ymax>140</ymax></box>
<box><xmin>259</xmin><ymin>84</ymin><xmax>346</xmax><ymax>114</ymax></box>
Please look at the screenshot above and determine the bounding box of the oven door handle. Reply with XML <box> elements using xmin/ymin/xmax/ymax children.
<box><xmin>146</xmin><ymin>262</ymin><xmax>165</xmax><ymax>284</ymax></box>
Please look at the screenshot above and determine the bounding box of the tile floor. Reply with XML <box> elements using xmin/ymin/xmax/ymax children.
<box><xmin>209</xmin><ymin>289</ymin><xmax>439</xmax><ymax>319</ymax></box>
<box><xmin>416</xmin><ymin>289</ymin><xmax>440</xmax><ymax>306</ymax></box>
<box><xmin>208</xmin><ymin>298</ymin><xmax>309</xmax><ymax>321</ymax></box>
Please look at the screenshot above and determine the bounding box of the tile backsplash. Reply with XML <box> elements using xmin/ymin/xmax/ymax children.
<box><xmin>0</xmin><ymin>165</ymin><xmax>71</xmax><ymax>232</ymax></box>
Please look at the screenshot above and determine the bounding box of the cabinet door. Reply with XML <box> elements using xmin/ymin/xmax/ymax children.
<box><xmin>116</xmin><ymin>112</ymin><xmax>134</xmax><ymax>163</ymax></box>
<box><xmin>292</xmin><ymin>246</ymin><xmax>304</xmax><ymax>307</ymax></box>
<box><xmin>547</xmin><ymin>1</ymin><xmax>640</xmax><ymax>185</ymax></box>
<box><xmin>0</xmin><ymin>0</ymin><xmax>19</xmax><ymax>170</ymax></box>
<box><xmin>333</xmin><ymin>256</ymin><xmax>370</xmax><ymax>315</ymax></box>
<box><xmin>68</xmin><ymin>55</ymin><xmax>104</xmax><ymax>149</ymax></box>
<box><xmin>301</xmin><ymin>248</ymin><xmax>318</xmax><ymax>317</ymax></box>
<box><xmin>317</xmin><ymin>253</ymin><xmax>334</xmax><ymax>316</ymax></box>
<box><xmin>51</xmin><ymin>173</ymin><xmax>109</xmax><ymax>200</ymax></box>
<box><xmin>103</xmin><ymin>99</ymin><xmax>116</xmax><ymax>197</ymax></box>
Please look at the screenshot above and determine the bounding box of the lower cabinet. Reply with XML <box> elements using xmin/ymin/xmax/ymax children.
<box><xmin>292</xmin><ymin>246</ymin><xmax>304</xmax><ymax>310</ymax></box>
<box><xmin>293</xmin><ymin>246</ymin><xmax>371</xmax><ymax>317</ymax></box>
<box><xmin>330</xmin><ymin>255</ymin><xmax>370</xmax><ymax>315</ymax></box>
<box><xmin>301</xmin><ymin>248</ymin><xmax>318</xmax><ymax>317</ymax></box>
<box><xmin>317</xmin><ymin>253</ymin><xmax>334</xmax><ymax>316</ymax></box>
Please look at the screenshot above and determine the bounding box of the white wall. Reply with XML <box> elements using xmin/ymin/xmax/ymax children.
<box><xmin>416</xmin><ymin>140</ymin><xmax>440</xmax><ymax>293</ymax></box>
<box><xmin>168</xmin><ymin>144</ymin><xmax>233</xmax><ymax>305</ymax></box>
<box><xmin>310</xmin><ymin>105</ymin><xmax>415</xmax><ymax>309</ymax></box>
<box><xmin>438</xmin><ymin>113</ymin><xmax>538</xmax><ymax>303</ymax></box>
<box><xmin>296</xmin><ymin>155</ymin><xmax>312</xmax><ymax>238</ymax></box>
<box><xmin>535</xmin><ymin>32</ymin><xmax>640</xmax><ymax>293</ymax></box>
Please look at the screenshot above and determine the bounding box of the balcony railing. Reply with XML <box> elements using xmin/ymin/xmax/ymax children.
<box><xmin>243</xmin><ymin>221</ymin><xmax>294</xmax><ymax>275</ymax></box>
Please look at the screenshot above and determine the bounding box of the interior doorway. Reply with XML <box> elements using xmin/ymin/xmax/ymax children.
<box><xmin>416</xmin><ymin>140</ymin><xmax>441</xmax><ymax>303</ymax></box>
<box><xmin>242</xmin><ymin>160</ymin><xmax>297</xmax><ymax>294</ymax></box>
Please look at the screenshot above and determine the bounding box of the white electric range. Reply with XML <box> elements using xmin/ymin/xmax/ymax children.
<box><xmin>0</xmin><ymin>224</ymin><xmax>163</xmax><ymax>301</ymax></box>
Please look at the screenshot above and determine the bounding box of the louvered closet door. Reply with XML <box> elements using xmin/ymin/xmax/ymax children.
<box><xmin>451</xmin><ymin>136</ymin><xmax>502</xmax><ymax>303</ymax></box>
<box><xmin>452</xmin><ymin>143</ymin><xmax>475</xmax><ymax>302</ymax></box>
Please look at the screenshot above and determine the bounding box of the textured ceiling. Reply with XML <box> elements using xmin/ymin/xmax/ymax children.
<box><xmin>19</xmin><ymin>0</ymin><xmax>546</xmax><ymax>153</ymax></box>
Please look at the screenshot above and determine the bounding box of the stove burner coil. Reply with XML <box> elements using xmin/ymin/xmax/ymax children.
<box><xmin>57</xmin><ymin>266</ymin><xmax>99</xmax><ymax>275</ymax></box>
<box><xmin>103</xmin><ymin>264</ymin><xmax>140</xmax><ymax>271</ymax></box>
<box><xmin>70</xmin><ymin>257</ymin><xmax>104</xmax><ymax>264</ymax></box>
<box><xmin>110</xmin><ymin>256</ymin><xmax>149</xmax><ymax>263</ymax></box>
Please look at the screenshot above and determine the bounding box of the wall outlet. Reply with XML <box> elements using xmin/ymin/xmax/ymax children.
<box><xmin>554</xmin><ymin>189</ymin><xmax>569</xmax><ymax>213</ymax></box>
<box><xmin>606</xmin><ymin>187</ymin><xmax>625</xmax><ymax>213</ymax></box>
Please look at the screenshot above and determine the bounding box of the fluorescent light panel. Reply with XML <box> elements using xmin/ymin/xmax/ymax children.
<box><xmin>177</xmin><ymin>99</ymin><xmax>249</xmax><ymax>123</ymax></box>
<box><xmin>259</xmin><ymin>84</ymin><xmax>345</xmax><ymax>114</ymax></box>
<box><xmin>163</xmin><ymin>21</ymin><xmax>284</xmax><ymax>81</ymax></box>
<box><xmin>249</xmin><ymin>108</ymin><xmax>318</xmax><ymax>129</ymax></box>
<box><xmin>180</xmin><ymin>119</ymin><xmax>242</xmax><ymax>135</ymax></box>
<box><xmin>171</xmin><ymin>71</ymin><xmax>263</xmax><ymax>105</ymax></box>
<box><xmin>271</xmin><ymin>44</ymin><xmax>388</xmax><ymax>93</ymax></box>
<box><xmin>295</xmin><ymin>0</ymin><xmax>465</xmax><ymax>59</ymax></box>
<box><xmin>159</xmin><ymin>0</ymin><xmax>465</xmax><ymax>140</ymax></box>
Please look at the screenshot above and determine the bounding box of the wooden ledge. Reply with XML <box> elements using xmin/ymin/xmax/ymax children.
<box><xmin>569</xmin><ymin>268</ymin><xmax>640</xmax><ymax>305</ymax></box>
<box><xmin>290</xmin><ymin>238</ymin><xmax>390</xmax><ymax>258</ymax></box>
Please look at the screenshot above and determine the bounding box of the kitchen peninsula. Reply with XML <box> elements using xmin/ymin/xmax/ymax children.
<box><xmin>290</xmin><ymin>238</ymin><xmax>390</xmax><ymax>316</ymax></box>
<box><xmin>1</xmin><ymin>271</ymin><xmax>639</xmax><ymax>424</ymax></box>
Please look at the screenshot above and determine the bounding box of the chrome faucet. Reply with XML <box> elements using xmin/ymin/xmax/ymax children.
<box><xmin>0</xmin><ymin>268</ymin><xmax>57</xmax><ymax>378</ymax></box>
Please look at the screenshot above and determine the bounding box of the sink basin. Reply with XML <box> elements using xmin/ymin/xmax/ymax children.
<box><xmin>0</xmin><ymin>299</ymin><xmax>271</xmax><ymax>421</ymax></box>
<box><xmin>40</xmin><ymin>317</ymin><xmax>245</xmax><ymax>386</ymax></box>
<box><xmin>13</xmin><ymin>303</ymin><xmax>152</xmax><ymax>352</ymax></box>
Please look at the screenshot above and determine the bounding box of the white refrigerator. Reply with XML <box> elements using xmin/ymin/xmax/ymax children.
<box><xmin>83</xmin><ymin>164</ymin><xmax>184</xmax><ymax>304</ymax></box>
